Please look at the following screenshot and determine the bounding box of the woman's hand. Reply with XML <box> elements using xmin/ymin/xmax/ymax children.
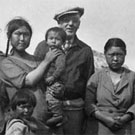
<box><xmin>94</xmin><ymin>110</ymin><xmax>122</xmax><ymax>131</ymax></box>
<box><xmin>44</xmin><ymin>48</ymin><xmax>61</xmax><ymax>63</ymax></box>
<box><xmin>25</xmin><ymin>48</ymin><xmax>62</xmax><ymax>87</ymax></box>
<box><xmin>114</xmin><ymin>113</ymin><xmax>133</xmax><ymax>128</ymax></box>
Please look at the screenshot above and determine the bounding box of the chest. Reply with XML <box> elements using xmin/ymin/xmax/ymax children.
<box><xmin>96</xmin><ymin>72</ymin><xmax>134</xmax><ymax>107</ymax></box>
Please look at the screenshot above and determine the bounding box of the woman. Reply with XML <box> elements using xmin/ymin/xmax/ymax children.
<box><xmin>85</xmin><ymin>38</ymin><xmax>135</xmax><ymax>135</ymax></box>
<box><xmin>0</xmin><ymin>17</ymin><xmax>60</xmax><ymax>124</ymax></box>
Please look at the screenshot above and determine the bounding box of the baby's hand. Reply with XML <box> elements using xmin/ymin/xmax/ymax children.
<box><xmin>45</xmin><ymin>76</ymin><xmax>55</xmax><ymax>85</ymax></box>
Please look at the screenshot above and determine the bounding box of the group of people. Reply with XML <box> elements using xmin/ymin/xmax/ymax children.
<box><xmin>0</xmin><ymin>6</ymin><xmax>134</xmax><ymax>135</ymax></box>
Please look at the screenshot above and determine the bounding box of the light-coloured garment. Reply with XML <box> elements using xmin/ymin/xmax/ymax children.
<box><xmin>85</xmin><ymin>67</ymin><xmax>135</xmax><ymax>135</ymax></box>
<box><xmin>5</xmin><ymin>117</ymin><xmax>50</xmax><ymax>135</ymax></box>
<box><xmin>5</xmin><ymin>119</ymin><xmax>29</xmax><ymax>135</ymax></box>
<box><xmin>0</xmin><ymin>56</ymin><xmax>47</xmax><ymax>122</ymax></box>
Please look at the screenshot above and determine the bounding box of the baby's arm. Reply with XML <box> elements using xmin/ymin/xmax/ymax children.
<box><xmin>52</xmin><ymin>54</ymin><xmax>66</xmax><ymax>80</ymax></box>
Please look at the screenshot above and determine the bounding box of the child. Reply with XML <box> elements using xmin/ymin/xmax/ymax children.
<box><xmin>5</xmin><ymin>90</ymin><xmax>50</xmax><ymax>135</ymax></box>
<box><xmin>44</xmin><ymin>27</ymin><xmax>66</xmax><ymax>127</ymax></box>
<box><xmin>85</xmin><ymin>38</ymin><xmax>135</xmax><ymax>135</ymax></box>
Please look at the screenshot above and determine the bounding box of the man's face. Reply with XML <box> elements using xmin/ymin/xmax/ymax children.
<box><xmin>58</xmin><ymin>14</ymin><xmax>80</xmax><ymax>39</ymax></box>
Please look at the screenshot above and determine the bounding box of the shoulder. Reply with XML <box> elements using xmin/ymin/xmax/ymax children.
<box><xmin>6</xmin><ymin>119</ymin><xmax>26</xmax><ymax>130</ymax></box>
<box><xmin>75</xmin><ymin>39</ymin><xmax>94</xmax><ymax>59</ymax></box>
<box><xmin>77</xmin><ymin>39</ymin><xmax>92</xmax><ymax>51</ymax></box>
<box><xmin>123</xmin><ymin>67</ymin><xmax>135</xmax><ymax>79</ymax></box>
<box><xmin>0</xmin><ymin>57</ymin><xmax>13</xmax><ymax>68</ymax></box>
<box><xmin>35</xmin><ymin>40</ymin><xmax>49</xmax><ymax>50</ymax></box>
<box><xmin>34</xmin><ymin>40</ymin><xmax>49</xmax><ymax>59</ymax></box>
<box><xmin>5</xmin><ymin>119</ymin><xmax>29</xmax><ymax>135</ymax></box>
<box><xmin>92</xmin><ymin>68</ymin><xmax>105</xmax><ymax>77</ymax></box>
<box><xmin>90</xmin><ymin>68</ymin><xmax>106</xmax><ymax>81</ymax></box>
<box><xmin>75</xmin><ymin>36</ymin><xmax>92</xmax><ymax>49</ymax></box>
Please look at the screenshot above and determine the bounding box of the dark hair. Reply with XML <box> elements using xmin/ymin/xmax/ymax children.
<box><xmin>45</xmin><ymin>27</ymin><xmax>66</xmax><ymax>43</ymax></box>
<box><xmin>5</xmin><ymin>17</ymin><xmax>32</xmax><ymax>56</ymax></box>
<box><xmin>104</xmin><ymin>38</ymin><xmax>127</xmax><ymax>55</ymax></box>
<box><xmin>10</xmin><ymin>90</ymin><xmax>36</xmax><ymax>111</ymax></box>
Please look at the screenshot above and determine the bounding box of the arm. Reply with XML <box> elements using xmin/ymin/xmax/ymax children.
<box><xmin>84</xmin><ymin>47</ymin><xmax>95</xmax><ymax>80</ymax></box>
<box><xmin>85</xmin><ymin>73</ymin><xmax>99</xmax><ymax>116</ymax></box>
<box><xmin>85</xmin><ymin>72</ymin><xmax>118</xmax><ymax>130</ymax></box>
<box><xmin>52</xmin><ymin>53</ymin><xmax>66</xmax><ymax>79</ymax></box>
<box><xmin>45</xmin><ymin>53</ymin><xmax>65</xmax><ymax>85</ymax></box>
<box><xmin>0</xmin><ymin>49</ymin><xmax>61</xmax><ymax>88</ymax></box>
<box><xmin>25</xmin><ymin>48</ymin><xmax>61</xmax><ymax>86</ymax></box>
<box><xmin>114</xmin><ymin>74</ymin><xmax>135</xmax><ymax>126</ymax></box>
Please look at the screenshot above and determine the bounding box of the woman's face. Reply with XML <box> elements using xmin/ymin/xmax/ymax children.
<box><xmin>105</xmin><ymin>46</ymin><xmax>126</xmax><ymax>71</ymax></box>
<box><xmin>10</xmin><ymin>26</ymin><xmax>31</xmax><ymax>52</ymax></box>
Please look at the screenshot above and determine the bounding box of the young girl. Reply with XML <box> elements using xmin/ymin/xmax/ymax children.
<box><xmin>5</xmin><ymin>90</ymin><xmax>50</xmax><ymax>135</ymax></box>
<box><xmin>85</xmin><ymin>38</ymin><xmax>135</xmax><ymax>135</ymax></box>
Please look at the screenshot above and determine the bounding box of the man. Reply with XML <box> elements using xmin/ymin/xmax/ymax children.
<box><xmin>34</xmin><ymin>7</ymin><xmax>95</xmax><ymax>135</ymax></box>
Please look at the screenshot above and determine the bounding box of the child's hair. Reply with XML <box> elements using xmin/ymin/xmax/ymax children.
<box><xmin>5</xmin><ymin>16</ymin><xmax>32</xmax><ymax>57</ymax></box>
<box><xmin>45</xmin><ymin>27</ymin><xmax>67</xmax><ymax>43</ymax></box>
<box><xmin>104</xmin><ymin>38</ymin><xmax>127</xmax><ymax>55</ymax></box>
<box><xmin>10</xmin><ymin>90</ymin><xmax>36</xmax><ymax>111</ymax></box>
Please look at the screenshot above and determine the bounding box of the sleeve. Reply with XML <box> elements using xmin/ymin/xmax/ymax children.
<box><xmin>34</xmin><ymin>40</ymin><xmax>49</xmax><ymax>60</ymax></box>
<box><xmin>0</xmin><ymin>80</ymin><xmax>9</xmax><ymax>110</ymax></box>
<box><xmin>5</xmin><ymin>120</ymin><xmax>28</xmax><ymax>135</ymax></box>
<box><xmin>85</xmin><ymin>72</ymin><xmax>99</xmax><ymax>117</ymax></box>
<box><xmin>52</xmin><ymin>54</ymin><xmax>66</xmax><ymax>79</ymax></box>
<box><xmin>126</xmin><ymin>73</ymin><xmax>135</xmax><ymax>118</ymax></box>
<box><xmin>0</xmin><ymin>59</ymin><xmax>27</xmax><ymax>89</ymax></box>
<box><xmin>84</xmin><ymin>47</ymin><xmax>95</xmax><ymax>80</ymax></box>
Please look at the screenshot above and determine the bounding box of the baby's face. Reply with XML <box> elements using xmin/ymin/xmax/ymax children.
<box><xmin>47</xmin><ymin>31</ymin><xmax>63</xmax><ymax>49</ymax></box>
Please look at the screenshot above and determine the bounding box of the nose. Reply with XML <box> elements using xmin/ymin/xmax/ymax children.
<box><xmin>52</xmin><ymin>38</ymin><xmax>56</xmax><ymax>43</ymax></box>
<box><xmin>68</xmin><ymin>20</ymin><xmax>73</xmax><ymax>25</ymax></box>
<box><xmin>24</xmin><ymin>107</ymin><xmax>29</xmax><ymax>113</ymax></box>
<box><xmin>19</xmin><ymin>34</ymin><xmax>24</xmax><ymax>40</ymax></box>
<box><xmin>113</xmin><ymin>55</ymin><xmax>118</xmax><ymax>61</ymax></box>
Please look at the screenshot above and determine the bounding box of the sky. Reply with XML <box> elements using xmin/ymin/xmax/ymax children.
<box><xmin>0</xmin><ymin>0</ymin><xmax>135</xmax><ymax>70</ymax></box>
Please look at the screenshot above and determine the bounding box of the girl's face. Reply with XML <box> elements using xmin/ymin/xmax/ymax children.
<box><xmin>47</xmin><ymin>31</ymin><xmax>63</xmax><ymax>49</ymax></box>
<box><xmin>105</xmin><ymin>46</ymin><xmax>126</xmax><ymax>71</ymax></box>
<box><xmin>10</xmin><ymin>26</ymin><xmax>31</xmax><ymax>52</ymax></box>
<box><xmin>15</xmin><ymin>103</ymin><xmax>34</xmax><ymax>119</ymax></box>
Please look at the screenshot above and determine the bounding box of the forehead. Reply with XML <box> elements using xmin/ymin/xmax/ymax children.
<box><xmin>13</xmin><ymin>26</ymin><xmax>30</xmax><ymax>33</ymax></box>
<box><xmin>106</xmin><ymin>46</ymin><xmax>125</xmax><ymax>53</ymax></box>
<box><xmin>47</xmin><ymin>31</ymin><xmax>61</xmax><ymax>37</ymax></box>
<box><xmin>59</xmin><ymin>13</ymin><xmax>80</xmax><ymax>21</ymax></box>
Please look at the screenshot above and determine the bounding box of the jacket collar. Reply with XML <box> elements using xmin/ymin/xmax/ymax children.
<box><xmin>103</xmin><ymin>67</ymin><xmax>128</xmax><ymax>94</ymax></box>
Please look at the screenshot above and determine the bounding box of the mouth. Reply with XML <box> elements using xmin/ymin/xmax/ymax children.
<box><xmin>111</xmin><ymin>63</ymin><xmax>121</xmax><ymax>67</ymax></box>
<box><xmin>66</xmin><ymin>28</ymin><xmax>74</xmax><ymax>32</ymax></box>
<box><xmin>19</xmin><ymin>42</ymin><xmax>25</xmax><ymax>44</ymax></box>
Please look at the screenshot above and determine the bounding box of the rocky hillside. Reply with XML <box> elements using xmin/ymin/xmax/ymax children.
<box><xmin>93</xmin><ymin>50</ymin><xmax>108</xmax><ymax>72</ymax></box>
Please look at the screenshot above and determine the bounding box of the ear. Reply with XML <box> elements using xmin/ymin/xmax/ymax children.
<box><xmin>77</xmin><ymin>20</ymin><xmax>81</xmax><ymax>29</ymax></box>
